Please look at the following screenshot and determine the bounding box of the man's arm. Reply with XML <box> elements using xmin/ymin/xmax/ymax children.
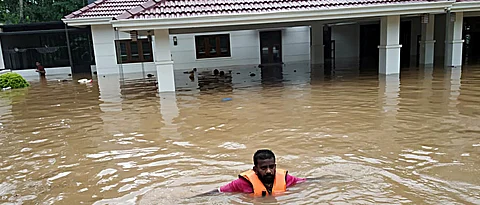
<box><xmin>305</xmin><ymin>175</ymin><xmax>339</xmax><ymax>181</ymax></box>
<box><xmin>191</xmin><ymin>178</ymin><xmax>252</xmax><ymax>198</ymax></box>
<box><xmin>287</xmin><ymin>174</ymin><xmax>340</xmax><ymax>187</ymax></box>
<box><xmin>190</xmin><ymin>189</ymin><xmax>220</xmax><ymax>198</ymax></box>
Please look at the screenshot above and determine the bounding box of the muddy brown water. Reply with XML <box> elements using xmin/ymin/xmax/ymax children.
<box><xmin>0</xmin><ymin>64</ymin><xmax>479</xmax><ymax>204</ymax></box>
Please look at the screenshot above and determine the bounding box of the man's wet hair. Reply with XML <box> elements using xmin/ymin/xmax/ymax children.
<box><xmin>253</xmin><ymin>149</ymin><xmax>275</xmax><ymax>166</ymax></box>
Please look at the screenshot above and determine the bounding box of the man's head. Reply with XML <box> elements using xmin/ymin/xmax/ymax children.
<box><xmin>253</xmin><ymin>149</ymin><xmax>276</xmax><ymax>184</ymax></box>
<box><xmin>36</xmin><ymin>62</ymin><xmax>41</xmax><ymax>66</ymax></box>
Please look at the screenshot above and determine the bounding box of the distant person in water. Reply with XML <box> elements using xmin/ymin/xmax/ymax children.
<box><xmin>199</xmin><ymin>149</ymin><xmax>306</xmax><ymax>197</ymax></box>
<box><xmin>35</xmin><ymin>62</ymin><xmax>46</xmax><ymax>76</ymax></box>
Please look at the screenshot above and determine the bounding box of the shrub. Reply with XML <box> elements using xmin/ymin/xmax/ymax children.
<box><xmin>0</xmin><ymin>73</ymin><xmax>30</xmax><ymax>89</ymax></box>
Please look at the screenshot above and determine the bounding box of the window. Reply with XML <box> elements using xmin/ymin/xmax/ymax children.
<box><xmin>195</xmin><ymin>34</ymin><xmax>231</xmax><ymax>59</ymax></box>
<box><xmin>115</xmin><ymin>39</ymin><xmax>153</xmax><ymax>64</ymax></box>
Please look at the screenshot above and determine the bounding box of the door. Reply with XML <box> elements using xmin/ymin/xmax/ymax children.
<box><xmin>400</xmin><ymin>21</ymin><xmax>411</xmax><ymax>68</ymax></box>
<box><xmin>360</xmin><ymin>24</ymin><xmax>380</xmax><ymax>72</ymax></box>
<box><xmin>260</xmin><ymin>31</ymin><xmax>282</xmax><ymax>65</ymax></box>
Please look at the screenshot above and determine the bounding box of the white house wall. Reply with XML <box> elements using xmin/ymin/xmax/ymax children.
<box><xmin>91</xmin><ymin>25</ymin><xmax>158</xmax><ymax>77</ymax></box>
<box><xmin>170</xmin><ymin>30</ymin><xmax>260</xmax><ymax>70</ymax></box>
<box><xmin>332</xmin><ymin>24</ymin><xmax>360</xmax><ymax>67</ymax></box>
<box><xmin>282</xmin><ymin>26</ymin><xmax>311</xmax><ymax>62</ymax></box>
<box><xmin>89</xmin><ymin>25</ymin><xmax>311</xmax><ymax>75</ymax></box>
<box><xmin>13</xmin><ymin>66</ymin><xmax>72</xmax><ymax>81</ymax></box>
<box><xmin>170</xmin><ymin>26</ymin><xmax>310</xmax><ymax>70</ymax></box>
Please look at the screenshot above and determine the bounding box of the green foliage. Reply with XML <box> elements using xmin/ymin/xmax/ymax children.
<box><xmin>0</xmin><ymin>73</ymin><xmax>30</xmax><ymax>89</ymax></box>
<box><xmin>0</xmin><ymin>0</ymin><xmax>86</xmax><ymax>24</ymax></box>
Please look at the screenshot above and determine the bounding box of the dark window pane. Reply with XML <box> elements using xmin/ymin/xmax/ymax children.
<box><xmin>220</xmin><ymin>35</ymin><xmax>229</xmax><ymax>55</ymax></box>
<box><xmin>196</xmin><ymin>36</ymin><xmax>206</xmax><ymax>58</ymax></box>
<box><xmin>120</xmin><ymin>42</ymin><xmax>128</xmax><ymax>62</ymax></box>
<box><xmin>209</xmin><ymin>37</ymin><xmax>217</xmax><ymax>55</ymax></box>
<box><xmin>142</xmin><ymin>41</ymin><xmax>152</xmax><ymax>60</ymax></box>
<box><xmin>130</xmin><ymin>42</ymin><xmax>139</xmax><ymax>60</ymax></box>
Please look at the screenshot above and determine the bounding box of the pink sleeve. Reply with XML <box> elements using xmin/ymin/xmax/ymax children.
<box><xmin>219</xmin><ymin>178</ymin><xmax>253</xmax><ymax>193</ymax></box>
<box><xmin>286</xmin><ymin>174</ymin><xmax>307</xmax><ymax>187</ymax></box>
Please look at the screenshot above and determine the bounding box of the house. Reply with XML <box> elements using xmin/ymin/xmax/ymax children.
<box><xmin>2</xmin><ymin>0</ymin><xmax>480</xmax><ymax>92</ymax></box>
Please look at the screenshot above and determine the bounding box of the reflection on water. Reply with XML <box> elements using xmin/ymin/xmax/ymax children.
<box><xmin>1</xmin><ymin>62</ymin><xmax>480</xmax><ymax>204</ymax></box>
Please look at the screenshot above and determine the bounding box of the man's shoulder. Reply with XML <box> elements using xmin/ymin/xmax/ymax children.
<box><xmin>235</xmin><ymin>177</ymin><xmax>253</xmax><ymax>185</ymax></box>
<box><xmin>219</xmin><ymin>177</ymin><xmax>254</xmax><ymax>193</ymax></box>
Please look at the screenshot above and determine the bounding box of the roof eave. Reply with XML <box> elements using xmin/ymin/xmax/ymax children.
<box><xmin>111</xmin><ymin>1</ymin><xmax>452</xmax><ymax>31</ymax></box>
<box><xmin>452</xmin><ymin>1</ymin><xmax>480</xmax><ymax>12</ymax></box>
<box><xmin>62</xmin><ymin>17</ymin><xmax>113</xmax><ymax>26</ymax></box>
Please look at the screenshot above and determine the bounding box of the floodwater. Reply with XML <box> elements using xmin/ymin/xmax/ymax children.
<box><xmin>0</xmin><ymin>63</ymin><xmax>479</xmax><ymax>204</ymax></box>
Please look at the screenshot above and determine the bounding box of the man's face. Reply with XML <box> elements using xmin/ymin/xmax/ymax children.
<box><xmin>36</xmin><ymin>62</ymin><xmax>40</xmax><ymax>66</ymax></box>
<box><xmin>254</xmin><ymin>158</ymin><xmax>276</xmax><ymax>184</ymax></box>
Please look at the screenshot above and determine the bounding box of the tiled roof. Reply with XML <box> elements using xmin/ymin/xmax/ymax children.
<box><xmin>66</xmin><ymin>0</ymin><xmax>452</xmax><ymax>20</ymax></box>
<box><xmin>65</xmin><ymin>0</ymin><xmax>148</xmax><ymax>19</ymax></box>
<box><xmin>116</xmin><ymin>0</ymin><xmax>439</xmax><ymax>20</ymax></box>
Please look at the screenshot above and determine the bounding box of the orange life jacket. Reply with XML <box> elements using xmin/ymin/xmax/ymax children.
<box><xmin>239</xmin><ymin>169</ymin><xmax>287</xmax><ymax>197</ymax></box>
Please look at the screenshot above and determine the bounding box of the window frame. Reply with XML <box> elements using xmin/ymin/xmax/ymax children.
<box><xmin>115</xmin><ymin>39</ymin><xmax>153</xmax><ymax>64</ymax></box>
<box><xmin>195</xmin><ymin>34</ymin><xmax>231</xmax><ymax>59</ymax></box>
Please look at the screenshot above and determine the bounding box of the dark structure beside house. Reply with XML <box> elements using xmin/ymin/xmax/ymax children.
<box><xmin>0</xmin><ymin>21</ymin><xmax>95</xmax><ymax>73</ymax></box>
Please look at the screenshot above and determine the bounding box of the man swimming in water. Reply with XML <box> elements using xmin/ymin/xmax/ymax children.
<box><xmin>199</xmin><ymin>149</ymin><xmax>307</xmax><ymax>197</ymax></box>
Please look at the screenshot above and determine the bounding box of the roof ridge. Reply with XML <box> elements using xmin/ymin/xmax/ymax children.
<box><xmin>116</xmin><ymin>0</ymin><xmax>165</xmax><ymax>20</ymax></box>
<box><xmin>64</xmin><ymin>0</ymin><xmax>109</xmax><ymax>19</ymax></box>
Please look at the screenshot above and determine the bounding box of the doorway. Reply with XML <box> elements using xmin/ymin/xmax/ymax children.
<box><xmin>400</xmin><ymin>21</ymin><xmax>411</xmax><ymax>68</ymax></box>
<box><xmin>463</xmin><ymin>17</ymin><xmax>480</xmax><ymax>65</ymax></box>
<box><xmin>360</xmin><ymin>24</ymin><xmax>380</xmax><ymax>72</ymax></box>
<box><xmin>260</xmin><ymin>31</ymin><xmax>282</xmax><ymax>65</ymax></box>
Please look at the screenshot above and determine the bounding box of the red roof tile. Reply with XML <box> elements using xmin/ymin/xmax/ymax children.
<box><xmin>116</xmin><ymin>0</ymin><xmax>442</xmax><ymax>20</ymax></box>
<box><xmin>66</xmin><ymin>0</ymin><xmax>450</xmax><ymax>20</ymax></box>
<box><xmin>65</xmin><ymin>0</ymin><xmax>148</xmax><ymax>19</ymax></box>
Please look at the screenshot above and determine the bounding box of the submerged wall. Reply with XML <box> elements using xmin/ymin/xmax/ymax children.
<box><xmin>89</xmin><ymin>25</ymin><xmax>311</xmax><ymax>75</ymax></box>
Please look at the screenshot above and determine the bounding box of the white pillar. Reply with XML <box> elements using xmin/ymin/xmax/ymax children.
<box><xmin>420</xmin><ymin>14</ymin><xmax>436</xmax><ymax>66</ymax></box>
<box><xmin>378</xmin><ymin>15</ymin><xmax>402</xmax><ymax>75</ymax></box>
<box><xmin>445</xmin><ymin>12</ymin><xmax>464</xmax><ymax>67</ymax></box>
<box><xmin>154</xmin><ymin>29</ymin><xmax>175</xmax><ymax>92</ymax></box>
<box><xmin>311</xmin><ymin>23</ymin><xmax>324</xmax><ymax>65</ymax></box>
<box><xmin>0</xmin><ymin>27</ymin><xmax>5</xmax><ymax>70</ymax></box>
<box><xmin>91</xmin><ymin>25</ymin><xmax>120</xmax><ymax>75</ymax></box>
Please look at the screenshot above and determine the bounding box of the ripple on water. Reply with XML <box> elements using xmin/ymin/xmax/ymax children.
<box><xmin>172</xmin><ymin>142</ymin><xmax>194</xmax><ymax>147</ymax></box>
<box><xmin>218</xmin><ymin>142</ymin><xmax>246</xmax><ymax>150</ymax></box>
<box><xmin>28</xmin><ymin>139</ymin><xmax>48</xmax><ymax>144</ymax></box>
<box><xmin>47</xmin><ymin>172</ymin><xmax>71</xmax><ymax>182</ymax></box>
<box><xmin>97</xmin><ymin>168</ymin><xmax>118</xmax><ymax>178</ymax></box>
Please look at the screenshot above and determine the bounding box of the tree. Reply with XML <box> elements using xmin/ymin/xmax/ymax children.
<box><xmin>0</xmin><ymin>0</ymin><xmax>86</xmax><ymax>24</ymax></box>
